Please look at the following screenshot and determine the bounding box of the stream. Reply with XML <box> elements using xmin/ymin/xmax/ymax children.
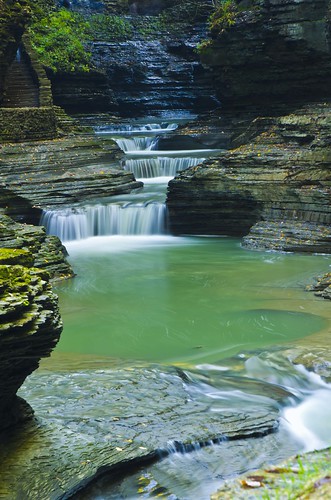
<box><xmin>22</xmin><ymin>116</ymin><xmax>331</xmax><ymax>498</ymax></box>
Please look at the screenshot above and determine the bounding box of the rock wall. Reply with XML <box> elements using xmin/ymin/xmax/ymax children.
<box><xmin>199</xmin><ymin>0</ymin><xmax>331</xmax><ymax>113</ymax></box>
<box><xmin>167</xmin><ymin>102</ymin><xmax>331</xmax><ymax>253</ymax></box>
<box><xmin>49</xmin><ymin>0</ymin><xmax>218</xmax><ymax>115</ymax></box>
<box><xmin>0</xmin><ymin>107</ymin><xmax>57</xmax><ymax>142</ymax></box>
<box><xmin>0</xmin><ymin>134</ymin><xmax>142</xmax><ymax>218</ymax></box>
<box><xmin>0</xmin><ymin>0</ymin><xmax>31</xmax><ymax>104</ymax></box>
<box><xmin>167</xmin><ymin>0</ymin><xmax>331</xmax><ymax>254</ymax></box>
<box><xmin>0</xmin><ymin>259</ymin><xmax>62</xmax><ymax>430</ymax></box>
<box><xmin>0</xmin><ymin>215</ymin><xmax>74</xmax><ymax>280</ymax></box>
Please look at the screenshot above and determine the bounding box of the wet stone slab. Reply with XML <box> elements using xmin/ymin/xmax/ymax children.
<box><xmin>0</xmin><ymin>365</ymin><xmax>279</xmax><ymax>499</ymax></box>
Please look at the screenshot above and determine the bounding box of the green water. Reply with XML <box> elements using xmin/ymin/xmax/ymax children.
<box><xmin>55</xmin><ymin>235</ymin><xmax>330</xmax><ymax>364</ymax></box>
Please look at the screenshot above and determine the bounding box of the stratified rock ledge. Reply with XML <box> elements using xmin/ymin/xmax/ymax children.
<box><xmin>0</xmin><ymin>264</ymin><xmax>62</xmax><ymax>430</ymax></box>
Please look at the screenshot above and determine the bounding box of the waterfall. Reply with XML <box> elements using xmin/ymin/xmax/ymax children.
<box><xmin>95</xmin><ymin>123</ymin><xmax>178</xmax><ymax>134</ymax></box>
<box><xmin>15</xmin><ymin>47</ymin><xmax>21</xmax><ymax>62</ymax></box>
<box><xmin>41</xmin><ymin>202</ymin><xmax>168</xmax><ymax>241</ymax></box>
<box><xmin>124</xmin><ymin>156</ymin><xmax>206</xmax><ymax>178</ymax></box>
<box><xmin>115</xmin><ymin>136</ymin><xmax>158</xmax><ymax>152</ymax></box>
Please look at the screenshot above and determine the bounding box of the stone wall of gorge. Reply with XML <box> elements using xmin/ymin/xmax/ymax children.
<box><xmin>199</xmin><ymin>0</ymin><xmax>331</xmax><ymax>113</ymax></box>
<box><xmin>49</xmin><ymin>0</ymin><xmax>218</xmax><ymax>116</ymax></box>
<box><xmin>0</xmin><ymin>0</ymin><xmax>31</xmax><ymax>105</ymax></box>
<box><xmin>167</xmin><ymin>103</ymin><xmax>331</xmax><ymax>253</ymax></box>
<box><xmin>167</xmin><ymin>0</ymin><xmax>331</xmax><ymax>256</ymax></box>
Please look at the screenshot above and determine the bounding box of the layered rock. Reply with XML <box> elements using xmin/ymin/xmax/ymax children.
<box><xmin>1</xmin><ymin>361</ymin><xmax>281</xmax><ymax>498</ymax></box>
<box><xmin>167</xmin><ymin>102</ymin><xmax>331</xmax><ymax>252</ymax></box>
<box><xmin>199</xmin><ymin>0</ymin><xmax>331</xmax><ymax>113</ymax></box>
<box><xmin>0</xmin><ymin>215</ymin><xmax>74</xmax><ymax>280</ymax></box>
<box><xmin>49</xmin><ymin>0</ymin><xmax>218</xmax><ymax>115</ymax></box>
<box><xmin>89</xmin><ymin>26</ymin><xmax>218</xmax><ymax>117</ymax></box>
<box><xmin>0</xmin><ymin>134</ymin><xmax>142</xmax><ymax>219</ymax></box>
<box><xmin>0</xmin><ymin>262</ymin><xmax>62</xmax><ymax>430</ymax></box>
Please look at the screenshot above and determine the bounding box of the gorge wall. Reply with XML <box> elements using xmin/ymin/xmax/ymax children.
<box><xmin>49</xmin><ymin>0</ymin><xmax>219</xmax><ymax>116</ymax></box>
<box><xmin>167</xmin><ymin>0</ymin><xmax>331</xmax><ymax>256</ymax></box>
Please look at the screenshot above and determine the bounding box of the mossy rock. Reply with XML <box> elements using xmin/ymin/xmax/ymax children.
<box><xmin>0</xmin><ymin>248</ymin><xmax>33</xmax><ymax>267</ymax></box>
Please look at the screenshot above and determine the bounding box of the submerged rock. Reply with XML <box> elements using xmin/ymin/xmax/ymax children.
<box><xmin>307</xmin><ymin>272</ymin><xmax>331</xmax><ymax>301</ymax></box>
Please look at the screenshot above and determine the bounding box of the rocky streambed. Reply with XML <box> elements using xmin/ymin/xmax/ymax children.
<box><xmin>0</xmin><ymin>342</ymin><xmax>329</xmax><ymax>499</ymax></box>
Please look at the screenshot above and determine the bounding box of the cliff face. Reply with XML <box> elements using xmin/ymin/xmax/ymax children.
<box><xmin>49</xmin><ymin>0</ymin><xmax>218</xmax><ymax>115</ymax></box>
<box><xmin>200</xmin><ymin>0</ymin><xmax>331</xmax><ymax>113</ymax></box>
<box><xmin>167</xmin><ymin>0</ymin><xmax>331</xmax><ymax>255</ymax></box>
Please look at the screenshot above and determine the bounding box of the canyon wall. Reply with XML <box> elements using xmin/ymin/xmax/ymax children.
<box><xmin>167</xmin><ymin>0</ymin><xmax>331</xmax><ymax>255</ymax></box>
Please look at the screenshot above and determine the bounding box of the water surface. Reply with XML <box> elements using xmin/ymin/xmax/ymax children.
<box><xmin>56</xmin><ymin>236</ymin><xmax>330</xmax><ymax>365</ymax></box>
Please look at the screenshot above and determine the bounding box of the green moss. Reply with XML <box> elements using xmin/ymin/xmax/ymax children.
<box><xmin>88</xmin><ymin>13</ymin><xmax>133</xmax><ymax>41</ymax></box>
<box><xmin>0</xmin><ymin>248</ymin><xmax>33</xmax><ymax>267</ymax></box>
<box><xmin>0</xmin><ymin>265</ymin><xmax>32</xmax><ymax>290</ymax></box>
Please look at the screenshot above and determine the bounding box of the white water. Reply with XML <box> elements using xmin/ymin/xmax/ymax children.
<box><xmin>124</xmin><ymin>156</ymin><xmax>205</xmax><ymax>178</ymax></box>
<box><xmin>243</xmin><ymin>355</ymin><xmax>331</xmax><ymax>452</ymax></box>
<box><xmin>95</xmin><ymin>122</ymin><xmax>178</xmax><ymax>134</ymax></box>
<box><xmin>114</xmin><ymin>136</ymin><xmax>158</xmax><ymax>151</ymax></box>
<box><xmin>40</xmin><ymin>121</ymin><xmax>220</xmax><ymax>241</ymax></box>
<box><xmin>124</xmin><ymin>148</ymin><xmax>219</xmax><ymax>158</ymax></box>
<box><xmin>41</xmin><ymin>202</ymin><xmax>167</xmax><ymax>241</ymax></box>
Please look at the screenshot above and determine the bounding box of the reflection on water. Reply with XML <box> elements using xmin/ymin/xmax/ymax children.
<box><xmin>55</xmin><ymin>236</ymin><xmax>330</xmax><ymax>365</ymax></box>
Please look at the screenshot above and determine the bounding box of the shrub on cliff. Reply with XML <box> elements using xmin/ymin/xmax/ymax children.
<box><xmin>28</xmin><ymin>8</ymin><xmax>91</xmax><ymax>73</ymax></box>
<box><xmin>209</xmin><ymin>0</ymin><xmax>238</xmax><ymax>35</ymax></box>
<box><xmin>88</xmin><ymin>14</ymin><xmax>133</xmax><ymax>41</ymax></box>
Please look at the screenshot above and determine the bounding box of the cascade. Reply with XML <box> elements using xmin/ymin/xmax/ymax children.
<box><xmin>124</xmin><ymin>156</ymin><xmax>206</xmax><ymax>178</ymax></box>
<box><xmin>95</xmin><ymin>123</ymin><xmax>178</xmax><ymax>134</ymax></box>
<box><xmin>114</xmin><ymin>136</ymin><xmax>158</xmax><ymax>152</ymax></box>
<box><xmin>40</xmin><ymin>120</ymin><xmax>219</xmax><ymax>241</ymax></box>
<box><xmin>41</xmin><ymin>202</ymin><xmax>167</xmax><ymax>241</ymax></box>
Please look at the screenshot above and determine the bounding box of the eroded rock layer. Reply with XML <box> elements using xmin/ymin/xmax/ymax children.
<box><xmin>0</xmin><ymin>135</ymin><xmax>142</xmax><ymax>216</ymax></box>
<box><xmin>200</xmin><ymin>0</ymin><xmax>331</xmax><ymax>112</ymax></box>
<box><xmin>0</xmin><ymin>263</ymin><xmax>62</xmax><ymax>430</ymax></box>
<box><xmin>167</xmin><ymin>103</ymin><xmax>331</xmax><ymax>253</ymax></box>
<box><xmin>0</xmin><ymin>215</ymin><xmax>74</xmax><ymax>280</ymax></box>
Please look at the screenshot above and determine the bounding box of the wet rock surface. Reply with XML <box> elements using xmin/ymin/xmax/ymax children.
<box><xmin>0</xmin><ymin>134</ymin><xmax>143</xmax><ymax>215</ymax></box>
<box><xmin>0</xmin><ymin>215</ymin><xmax>73</xmax><ymax>280</ymax></box>
<box><xmin>0</xmin><ymin>363</ymin><xmax>280</xmax><ymax>499</ymax></box>
<box><xmin>1</xmin><ymin>347</ymin><xmax>325</xmax><ymax>499</ymax></box>
<box><xmin>0</xmin><ymin>264</ymin><xmax>62</xmax><ymax>430</ymax></box>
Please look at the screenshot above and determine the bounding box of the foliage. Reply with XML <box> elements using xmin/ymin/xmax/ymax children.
<box><xmin>88</xmin><ymin>14</ymin><xmax>133</xmax><ymax>41</ymax></box>
<box><xmin>208</xmin><ymin>0</ymin><xmax>238</xmax><ymax>35</ymax></box>
<box><xmin>28</xmin><ymin>8</ymin><xmax>91</xmax><ymax>73</ymax></box>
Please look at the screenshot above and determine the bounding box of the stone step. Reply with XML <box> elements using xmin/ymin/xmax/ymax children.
<box><xmin>3</xmin><ymin>59</ymin><xmax>39</xmax><ymax>108</ymax></box>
